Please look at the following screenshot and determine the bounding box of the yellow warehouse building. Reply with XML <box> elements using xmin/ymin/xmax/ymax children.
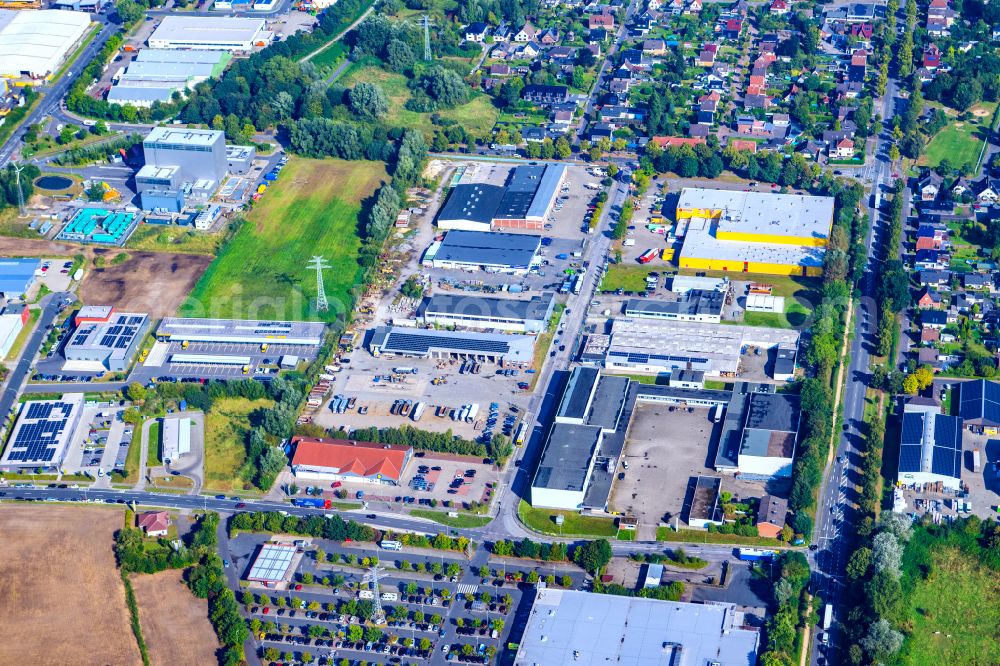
<box><xmin>676</xmin><ymin>188</ymin><xmax>835</xmax><ymax>277</ymax></box>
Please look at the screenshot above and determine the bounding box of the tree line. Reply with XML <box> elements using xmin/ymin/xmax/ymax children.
<box><xmin>323</xmin><ymin>422</ymin><xmax>512</xmax><ymax>463</ymax></box>
<box><xmin>758</xmin><ymin>552</ymin><xmax>812</xmax><ymax>666</ymax></box>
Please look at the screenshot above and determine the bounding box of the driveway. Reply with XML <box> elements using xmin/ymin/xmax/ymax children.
<box><xmin>140</xmin><ymin>411</ymin><xmax>206</xmax><ymax>494</ymax></box>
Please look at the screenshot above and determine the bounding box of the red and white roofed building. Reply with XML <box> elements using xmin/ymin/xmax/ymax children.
<box><xmin>137</xmin><ymin>510</ymin><xmax>171</xmax><ymax>537</ymax></box>
<box><xmin>290</xmin><ymin>437</ymin><xmax>413</xmax><ymax>485</ymax></box>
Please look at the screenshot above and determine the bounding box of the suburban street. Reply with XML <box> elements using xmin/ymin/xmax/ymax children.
<box><xmin>808</xmin><ymin>73</ymin><xmax>900</xmax><ymax>665</ymax></box>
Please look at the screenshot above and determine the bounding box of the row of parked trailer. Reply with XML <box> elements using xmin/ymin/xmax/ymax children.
<box><xmin>451</xmin><ymin>403</ymin><xmax>480</xmax><ymax>423</ymax></box>
<box><xmin>389</xmin><ymin>399</ymin><xmax>426</xmax><ymax>421</ymax></box>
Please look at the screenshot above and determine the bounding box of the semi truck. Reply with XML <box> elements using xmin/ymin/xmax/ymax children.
<box><xmin>711</xmin><ymin>404</ymin><xmax>725</xmax><ymax>423</ymax></box>
<box><xmin>291</xmin><ymin>497</ymin><xmax>333</xmax><ymax>509</ymax></box>
<box><xmin>466</xmin><ymin>403</ymin><xmax>480</xmax><ymax>423</ymax></box>
<box><xmin>411</xmin><ymin>402</ymin><xmax>426</xmax><ymax>422</ymax></box>
<box><xmin>393</xmin><ymin>367</ymin><xmax>418</xmax><ymax>375</ymax></box>
<box><xmin>823</xmin><ymin>604</ymin><xmax>833</xmax><ymax>630</ymax></box>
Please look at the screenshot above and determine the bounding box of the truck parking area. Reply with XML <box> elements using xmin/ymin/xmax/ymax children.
<box><xmin>61</xmin><ymin>401</ymin><xmax>134</xmax><ymax>478</ymax></box>
<box><xmin>139</xmin><ymin>340</ymin><xmax>321</xmax><ymax>380</ymax></box>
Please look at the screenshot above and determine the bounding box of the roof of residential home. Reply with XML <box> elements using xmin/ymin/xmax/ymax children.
<box><xmin>290</xmin><ymin>437</ymin><xmax>411</xmax><ymax>482</ymax></box>
<box><xmin>137</xmin><ymin>510</ymin><xmax>170</xmax><ymax>532</ymax></box>
<box><xmin>757</xmin><ymin>494</ymin><xmax>787</xmax><ymax>526</ymax></box>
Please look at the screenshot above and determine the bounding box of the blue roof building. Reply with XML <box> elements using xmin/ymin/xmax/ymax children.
<box><xmin>0</xmin><ymin>258</ymin><xmax>39</xmax><ymax>299</ymax></box>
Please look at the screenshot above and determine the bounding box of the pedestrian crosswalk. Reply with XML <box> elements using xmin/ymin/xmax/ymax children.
<box><xmin>456</xmin><ymin>583</ymin><xmax>478</xmax><ymax>595</ymax></box>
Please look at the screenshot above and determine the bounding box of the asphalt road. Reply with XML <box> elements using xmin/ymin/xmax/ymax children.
<box><xmin>0</xmin><ymin>18</ymin><xmax>117</xmax><ymax>168</ymax></box>
<box><xmin>0</xmin><ymin>292</ymin><xmax>74</xmax><ymax>431</ymax></box>
<box><xmin>809</xmin><ymin>74</ymin><xmax>900</xmax><ymax>666</ymax></box>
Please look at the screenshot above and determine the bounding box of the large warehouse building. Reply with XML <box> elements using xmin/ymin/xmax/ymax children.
<box><xmin>418</xmin><ymin>292</ymin><xmax>555</xmax><ymax>333</ymax></box>
<box><xmin>157</xmin><ymin>317</ymin><xmax>326</xmax><ymax>346</ymax></box>
<box><xmin>602</xmin><ymin>317</ymin><xmax>799</xmax><ymax>377</ymax></box>
<box><xmin>368</xmin><ymin>325</ymin><xmax>535</xmax><ymax>364</ymax></box>
<box><xmin>63</xmin><ymin>307</ymin><xmax>149</xmax><ymax>371</ymax></box>
<box><xmin>676</xmin><ymin>188</ymin><xmax>835</xmax><ymax>277</ymax></box>
<box><xmin>514</xmin><ymin>589</ymin><xmax>760</xmax><ymax>666</ymax></box>
<box><xmin>0</xmin><ymin>394</ymin><xmax>85</xmax><ymax>471</ymax></box>
<box><xmin>148</xmin><ymin>16</ymin><xmax>268</xmax><ymax>51</ymax></box>
<box><xmin>137</xmin><ymin>127</ymin><xmax>231</xmax><ymax>212</ymax></box>
<box><xmin>897</xmin><ymin>400</ymin><xmax>964</xmax><ymax>490</ymax></box>
<box><xmin>290</xmin><ymin>437</ymin><xmax>413</xmax><ymax>485</ymax></box>
<box><xmin>437</xmin><ymin>164</ymin><xmax>567</xmax><ymax>231</ymax></box>
<box><xmin>0</xmin><ymin>9</ymin><xmax>91</xmax><ymax>79</ymax></box>
<box><xmin>108</xmin><ymin>49</ymin><xmax>230</xmax><ymax>108</ymax></box>
<box><xmin>0</xmin><ymin>257</ymin><xmax>39</xmax><ymax>299</ymax></box>
<box><xmin>422</xmin><ymin>230</ymin><xmax>541</xmax><ymax>275</ymax></box>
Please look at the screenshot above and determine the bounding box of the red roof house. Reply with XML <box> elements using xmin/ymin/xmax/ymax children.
<box><xmin>290</xmin><ymin>437</ymin><xmax>413</xmax><ymax>485</ymax></box>
<box><xmin>137</xmin><ymin>511</ymin><xmax>171</xmax><ymax>537</ymax></box>
<box><xmin>651</xmin><ymin>136</ymin><xmax>707</xmax><ymax>148</ymax></box>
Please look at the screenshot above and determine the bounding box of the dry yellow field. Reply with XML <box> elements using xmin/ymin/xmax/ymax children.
<box><xmin>0</xmin><ymin>506</ymin><xmax>142</xmax><ymax>665</ymax></box>
<box><xmin>132</xmin><ymin>570</ymin><xmax>220</xmax><ymax>665</ymax></box>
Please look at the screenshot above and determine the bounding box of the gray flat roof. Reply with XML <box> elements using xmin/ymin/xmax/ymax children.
<box><xmin>370</xmin><ymin>325</ymin><xmax>535</xmax><ymax>363</ymax></box>
<box><xmin>635</xmin><ymin>383</ymin><xmax>731</xmax><ymax>405</ymax></box>
<box><xmin>514</xmin><ymin>588</ymin><xmax>760</xmax><ymax>666</ymax></box>
<box><xmin>65</xmin><ymin>312</ymin><xmax>148</xmax><ymax>363</ymax></box>
<box><xmin>144</xmin><ymin>126</ymin><xmax>223</xmax><ymax>148</ymax></box>
<box><xmin>149</xmin><ymin>16</ymin><xmax>265</xmax><ymax>45</ymax></box>
<box><xmin>136</xmin><ymin>48</ymin><xmax>227</xmax><ymax>63</ymax></box>
<box><xmin>435</xmin><ymin>230</ymin><xmax>541</xmax><ymax>269</ymax></box>
<box><xmin>690</xmin><ymin>475</ymin><xmax>723</xmax><ymax>522</ymax></box>
<box><xmin>437</xmin><ymin>183</ymin><xmax>505</xmax><ymax>224</ymax></box>
<box><xmin>557</xmin><ymin>366</ymin><xmax>600</xmax><ymax>421</ymax></box>
<box><xmin>624</xmin><ymin>290</ymin><xmax>724</xmax><ymax>318</ymax></box>
<box><xmin>587</xmin><ymin>375</ymin><xmax>630</xmax><ymax>431</ymax></box>
<box><xmin>527</xmin><ymin>163</ymin><xmax>565</xmax><ymax>220</ymax></box>
<box><xmin>533</xmin><ymin>423</ymin><xmax>602</xmax><ymax>492</ymax></box>
<box><xmin>158</xmin><ymin>318</ymin><xmax>326</xmax><ymax>345</ymax></box>
<box><xmin>0</xmin><ymin>257</ymin><xmax>39</xmax><ymax>296</ymax></box>
<box><xmin>421</xmin><ymin>292</ymin><xmax>554</xmax><ymax>324</ymax></box>
<box><xmin>739</xmin><ymin>392</ymin><xmax>800</xmax><ymax>459</ymax></box>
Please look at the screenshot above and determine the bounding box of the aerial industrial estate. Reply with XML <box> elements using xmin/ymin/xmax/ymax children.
<box><xmin>0</xmin><ymin>0</ymin><xmax>997</xmax><ymax>663</ymax></box>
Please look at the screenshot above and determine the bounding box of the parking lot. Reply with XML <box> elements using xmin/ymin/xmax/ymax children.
<box><xmin>138</xmin><ymin>340</ymin><xmax>321</xmax><ymax>381</ymax></box>
<box><xmin>61</xmin><ymin>401</ymin><xmax>133</xmax><ymax>480</ymax></box>
<box><xmin>228</xmin><ymin>533</ymin><xmax>528</xmax><ymax>665</ymax></box>
<box><xmin>608</xmin><ymin>404</ymin><xmax>770</xmax><ymax>535</ymax></box>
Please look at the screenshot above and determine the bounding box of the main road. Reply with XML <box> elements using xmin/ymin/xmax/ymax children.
<box><xmin>0</xmin><ymin>19</ymin><xmax>118</xmax><ymax>168</ymax></box>
<box><xmin>809</xmin><ymin>74</ymin><xmax>900</xmax><ymax>666</ymax></box>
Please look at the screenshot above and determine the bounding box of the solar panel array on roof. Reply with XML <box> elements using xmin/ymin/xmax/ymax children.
<box><xmin>386</xmin><ymin>330</ymin><xmax>510</xmax><ymax>355</ymax></box>
<box><xmin>899</xmin><ymin>411</ymin><xmax>963</xmax><ymax>479</ymax></box>
<box><xmin>958</xmin><ymin>379</ymin><xmax>1000</xmax><ymax>426</ymax></box>
<box><xmin>3</xmin><ymin>398</ymin><xmax>82</xmax><ymax>465</ymax></box>
<box><xmin>247</xmin><ymin>543</ymin><xmax>297</xmax><ymax>582</ymax></box>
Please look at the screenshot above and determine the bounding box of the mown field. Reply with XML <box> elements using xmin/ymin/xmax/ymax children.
<box><xmin>180</xmin><ymin>157</ymin><xmax>386</xmax><ymax>322</ymax></box>
<box><xmin>903</xmin><ymin>547</ymin><xmax>1000</xmax><ymax>666</ymax></box>
<box><xmin>919</xmin><ymin>102</ymin><xmax>997</xmax><ymax>171</ymax></box>
<box><xmin>340</xmin><ymin>64</ymin><xmax>499</xmax><ymax>137</ymax></box>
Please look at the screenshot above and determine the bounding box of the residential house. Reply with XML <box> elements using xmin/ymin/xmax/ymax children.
<box><xmin>917</xmin><ymin>286</ymin><xmax>944</xmax><ymax>309</ymax></box>
<box><xmin>918</xmin><ymin>269</ymin><xmax>951</xmax><ymax>288</ymax></box>
<box><xmin>489</xmin><ymin>63</ymin><xmax>512</xmax><ymax>77</ymax></box>
<box><xmin>974</xmin><ymin>178</ymin><xmax>1000</xmax><ymax>205</ymax></box>
<box><xmin>523</xmin><ymin>84</ymin><xmax>569</xmax><ymax>104</ymax></box>
<box><xmin>918</xmin><ymin>172</ymin><xmax>942</xmax><ymax>201</ymax></box>
<box><xmin>922</xmin><ymin>309</ymin><xmax>948</xmax><ymax>329</ymax></box>
<box><xmin>729</xmin><ymin>139</ymin><xmax>758</xmax><ymax>153</ymax></box>
<box><xmin>600</xmin><ymin>105</ymin><xmax>644</xmax><ymax>124</ymax></box>
<box><xmin>771</xmin><ymin>113</ymin><xmax>790</xmax><ymax>127</ymax></box>
<box><xmin>589</xmin><ymin>13</ymin><xmax>615</xmax><ymax>29</ymax></box>
<box><xmin>917</xmin><ymin>347</ymin><xmax>943</xmax><ymax>370</ymax></box>
<box><xmin>756</xmin><ymin>494</ymin><xmax>788</xmax><ymax>538</ymax></box>
<box><xmin>722</xmin><ymin>19</ymin><xmax>743</xmax><ymax>39</ymax></box>
<box><xmin>915</xmin><ymin>249</ymin><xmax>944</xmax><ymax>270</ymax></box>
<box><xmin>963</xmin><ymin>273</ymin><xmax>990</xmax><ymax>290</ymax></box>
<box><xmin>540</xmin><ymin>27</ymin><xmax>560</xmax><ymax>45</ymax></box>
<box><xmin>921</xmin><ymin>327</ymin><xmax>941</xmax><ymax>344</ymax></box>
<box><xmin>642</xmin><ymin>38</ymin><xmax>668</xmax><ymax>55</ymax></box>
<box><xmin>668</xmin><ymin>0</ymin><xmax>685</xmax><ymax>14</ymax></box>
<box><xmin>688</xmin><ymin>124</ymin><xmax>711</xmax><ymax>138</ymax></box>
<box><xmin>684</xmin><ymin>0</ymin><xmax>702</xmax><ymax>14</ymax></box>
<box><xmin>514</xmin><ymin>22</ymin><xmax>537</xmax><ymax>42</ymax></box>
<box><xmin>552</xmin><ymin>109</ymin><xmax>574</xmax><ymax>126</ymax></box>
<box><xmin>830</xmin><ymin>137</ymin><xmax>855</xmax><ymax>159</ymax></box>
<box><xmin>696</xmin><ymin>44</ymin><xmax>718</xmax><ymax>67</ymax></box>
<box><xmin>850</xmin><ymin>23</ymin><xmax>873</xmax><ymax>43</ymax></box>
<box><xmin>849</xmin><ymin>50</ymin><xmax>867</xmax><ymax>82</ymax></box>
<box><xmin>651</xmin><ymin>136</ymin><xmax>706</xmax><ymax>149</ymax></box>
<box><xmin>588</xmin><ymin>27</ymin><xmax>608</xmax><ymax>44</ymax></box>
<box><xmin>923</xmin><ymin>44</ymin><xmax>942</xmax><ymax>70</ymax></box>
<box><xmin>769</xmin><ymin>0</ymin><xmax>789</xmax><ymax>14</ymax></box>
<box><xmin>926</xmin><ymin>0</ymin><xmax>955</xmax><ymax>36</ymax></box>
<box><xmin>493</xmin><ymin>21</ymin><xmax>511</xmax><ymax>41</ymax></box>
<box><xmin>465</xmin><ymin>22</ymin><xmax>490</xmax><ymax>42</ymax></box>
<box><xmin>589</xmin><ymin>122</ymin><xmax>615</xmax><ymax>141</ymax></box>
<box><xmin>547</xmin><ymin>45</ymin><xmax>576</xmax><ymax>62</ymax></box>
<box><xmin>137</xmin><ymin>511</ymin><xmax>171</xmax><ymax>537</ymax></box>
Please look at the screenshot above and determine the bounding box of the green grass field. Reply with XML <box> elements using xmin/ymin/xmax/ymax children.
<box><xmin>599</xmin><ymin>264</ymin><xmax>662</xmax><ymax>292</ymax></box>
<box><xmin>904</xmin><ymin>547</ymin><xmax>1000</xmax><ymax>666</ymax></box>
<box><xmin>203</xmin><ymin>397</ymin><xmax>274</xmax><ymax>492</ymax></box>
<box><xmin>126</xmin><ymin>224</ymin><xmax>223</xmax><ymax>255</ymax></box>
<box><xmin>311</xmin><ymin>41</ymin><xmax>348</xmax><ymax>70</ymax></box>
<box><xmin>180</xmin><ymin>158</ymin><xmax>386</xmax><ymax>322</ymax></box>
<box><xmin>655</xmin><ymin>527</ymin><xmax>785</xmax><ymax>547</ymax></box>
<box><xmin>920</xmin><ymin>103</ymin><xmax>996</xmax><ymax>171</ymax></box>
<box><xmin>518</xmin><ymin>500</ymin><xmax>618</xmax><ymax>537</ymax></box>
<box><xmin>410</xmin><ymin>509</ymin><xmax>492</xmax><ymax>528</ymax></box>
<box><xmin>146</xmin><ymin>421</ymin><xmax>162</xmax><ymax>466</ymax></box>
<box><xmin>340</xmin><ymin>64</ymin><xmax>499</xmax><ymax>137</ymax></box>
